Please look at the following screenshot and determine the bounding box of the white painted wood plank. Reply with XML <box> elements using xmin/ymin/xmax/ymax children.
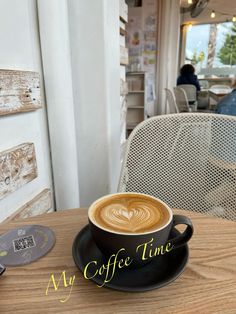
<box><xmin>4</xmin><ymin>189</ymin><xmax>52</xmax><ymax>222</ymax></box>
<box><xmin>120</xmin><ymin>79</ymin><xmax>128</xmax><ymax>96</ymax></box>
<box><xmin>0</xmin><ymin>143</ymin><xmax>38</xmax><ymax>200</ymax></box>
<box><xmin>0</xmin><ymin>69</ymin><xmax>42</xmax><ymax>116</ymax></box>
<box><xmin>119</xmin><ymin>0</ymin><xmax>128</xmax><ymax>23</ymax></box>
<box><xmin>120</xmin><ymin>46</ymin><xmax>129</xmax><ymax>65</ymax></box>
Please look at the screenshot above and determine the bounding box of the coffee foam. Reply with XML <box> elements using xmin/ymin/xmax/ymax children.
<box><xmin>90</xmin><ymin>194</ymin><xmax>170</xmax><ymax>234</ymax></box>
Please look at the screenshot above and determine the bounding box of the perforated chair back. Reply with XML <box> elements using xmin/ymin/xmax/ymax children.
<box><xmin>165</xmin><ymin>88</ymin><xmax>179</xmax><ymax>113</ymax></box>
<box><xmin>174</xmin><ymin>87</ymin><xmax>190</xmax><ymax>112</ymax></box>
<box><xmin>178</xmin><ymin>84</ymin><xmax>197</xmax><ymax>103</ymax></box>
<box><xmin>211</xmin><ymin>84</ymin><xmax>231</xmax><ymax>90</ymax></box>
<box><xmin>118</xmin><ymin>113</ymin><xmax>236</xmax><ymax>221</ymax></box>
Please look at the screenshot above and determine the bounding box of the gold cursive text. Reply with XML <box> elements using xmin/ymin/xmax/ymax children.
<box><xmin>45</xmin><ymin>270</ymin><xmax>75</xmax><ymax>303</ymax></box>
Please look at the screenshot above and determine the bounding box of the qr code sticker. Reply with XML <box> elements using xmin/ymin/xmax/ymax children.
<box><xmin>13</xmin><ymin>235</ymin><xmax>36</xmax><ymax>252</ymax></box>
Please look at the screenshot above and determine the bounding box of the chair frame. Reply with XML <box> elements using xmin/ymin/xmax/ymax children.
<box><xmin>174</xmin><ymin>87</ymin><xmax>190</xmax><ymax>112</ymax></box>
<box><xmin>164</xmin><ymin>88</ymin><xmax>179</xmax><ymax>113</ymax></box>
<box><xmin>177</xmin><ymin>84</ymin><xmax>197</xmax><ymax>104</ymax></box>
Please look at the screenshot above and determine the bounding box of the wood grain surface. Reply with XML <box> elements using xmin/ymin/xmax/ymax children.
<box><xmin>0</xmin><ymin>208</ymin><xmax>235</xmax><ymax>314</ymax></box>
<box><xmin>4</xmin><ymin>189</ymin><xmax>52</xmax><ymax>222</ymax></box>
<box><xmin>0</xmin><ymin>143</ymin><xmax>37</xmax><ymax>200</ymax></box>
<box><xmin>208</xmin><ymin>90</ymin><xmax>230</xmax><ymax>103</ymax></box>
<box><xmin>0</xmin><ymin>69</ymin><xmax>42</xmax><ymax>116</ymax></box>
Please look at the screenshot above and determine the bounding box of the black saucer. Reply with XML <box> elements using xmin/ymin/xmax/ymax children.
<box><xmin>72</xmin><ymin>225</ymin><xmax>189</xmax><ymax>292</ymax></box>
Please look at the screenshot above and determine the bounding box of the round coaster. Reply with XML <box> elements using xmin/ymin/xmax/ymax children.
<box><xmin>0</xmin><ymin>225</ymin><xmax>55</xmax><ymax>266</ymax></box>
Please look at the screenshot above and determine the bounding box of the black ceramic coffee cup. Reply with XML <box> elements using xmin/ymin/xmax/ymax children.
<box><xmin>88</xmin><ymin>193</ymin><xmax>193</xmax><ymax>267</ymax></box>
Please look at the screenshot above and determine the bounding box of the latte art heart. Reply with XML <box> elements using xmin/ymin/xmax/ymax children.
<box><xmin>116</xmin><ymin>208</ymin><xmax>134</xmax><ymax>220</ymax></box>
<box><xmin>102</xmin><ymin>203</ymin><xmax>159</xmax><ymax>232</ymax></box>
<box><xmin>91</xmin><ymin>196</ymin><xmax>169</xmax><ymax>233</ymax></box>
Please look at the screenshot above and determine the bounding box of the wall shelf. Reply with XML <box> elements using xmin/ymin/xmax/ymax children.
<box><xmin>128</xmin><ymin>106</ymin><xmax>144</xmax><ymax>109</ymax></box>
<box><xmin>126</xmin><ymin>72</ymin><xmax>146</xmax><ymax>137</ymax></box>
<box><xmin>126</xmin><ymin>123</ymin><xmax>138</xmax><ymax>130</ymax></box>
<box><xmin>128</xmin><ymin>90</ymin><xmax>145</xmax><ymax>94</ymax></box>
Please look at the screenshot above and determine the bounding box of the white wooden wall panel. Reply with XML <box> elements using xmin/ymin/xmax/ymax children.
<box><xmin>4</xmin><ymin>188</ymin><xmax>52</xmax><ymax>222</ymax></box>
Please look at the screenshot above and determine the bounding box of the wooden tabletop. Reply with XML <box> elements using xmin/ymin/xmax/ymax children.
<box><xmin>0</xmin><ymin>208</ymin><xmax>235</xmax><ymax>314</ymax></box>
<box><xmin>209</xmin><ymin>89</ymin><xmax>232</xmax><ymax>103</ymax></box>
<box><xmin>209</xmin><ymin>89</ymin><xmax>232</xmax><ymax>96</ymax></box>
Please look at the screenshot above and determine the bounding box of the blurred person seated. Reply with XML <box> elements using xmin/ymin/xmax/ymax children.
<box><xmin>177</xmin><ymin>64</ymin><xmax>201</xmax><ymax>92</ymax></box>
<box><xmin>216</xmin><ymin>79</ymin><xmax>236</xmax><ymax>116</ymax></box>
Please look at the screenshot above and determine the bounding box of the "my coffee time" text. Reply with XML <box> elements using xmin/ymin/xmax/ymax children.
<box><xmin>84</xmin><ymin>238</ymin><xmax>173</xmax><ymax>287</ymax></box>
<box><xmin>45</xmin><ymin>239</ymin><xmax>173</xmax><ymax>302</ymax></box>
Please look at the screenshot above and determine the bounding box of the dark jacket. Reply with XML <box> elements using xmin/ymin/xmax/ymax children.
<box><xmin>216</xmin><ymin>89</ymin><xmax>236</xmax><ymax>116</ymax></box>
<box><xmin>177</xmin><ymin>74</ymin><xmax>201</xmax><ymax>91</ymax></box>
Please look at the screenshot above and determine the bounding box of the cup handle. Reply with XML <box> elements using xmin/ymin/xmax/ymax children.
<box><xmin>169</xmin><ymin>215</ymin><xmax>194</xmax><ymax>249</ymax></box>
<box><xmin>0</xmin><ymin>263</ymin><xmax>6</xmax><ymax>276</ymax></box>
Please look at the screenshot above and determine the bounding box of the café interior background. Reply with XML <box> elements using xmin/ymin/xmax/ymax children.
<box><xmin>0</xmin><ymin>0</ymin><xmax>235</xmax><ymax>223</ymax></box>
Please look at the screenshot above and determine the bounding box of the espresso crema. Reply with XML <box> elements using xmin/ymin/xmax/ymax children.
<box><xmin>90</xmin><ymin>194</ymin><xmax>170</xmax><ymax>234</ymax></box>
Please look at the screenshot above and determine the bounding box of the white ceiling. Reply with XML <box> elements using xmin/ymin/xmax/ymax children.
<box><xmin>181</xmin><ymin>0</ymin><xmax>236</xmax><ymax>25</ymax></box>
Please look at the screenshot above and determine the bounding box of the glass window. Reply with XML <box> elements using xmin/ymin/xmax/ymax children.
<box><xmin>185</xmin><ymin>22</ymin><xmax>236</xmax><ymax>77</ymax></box>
